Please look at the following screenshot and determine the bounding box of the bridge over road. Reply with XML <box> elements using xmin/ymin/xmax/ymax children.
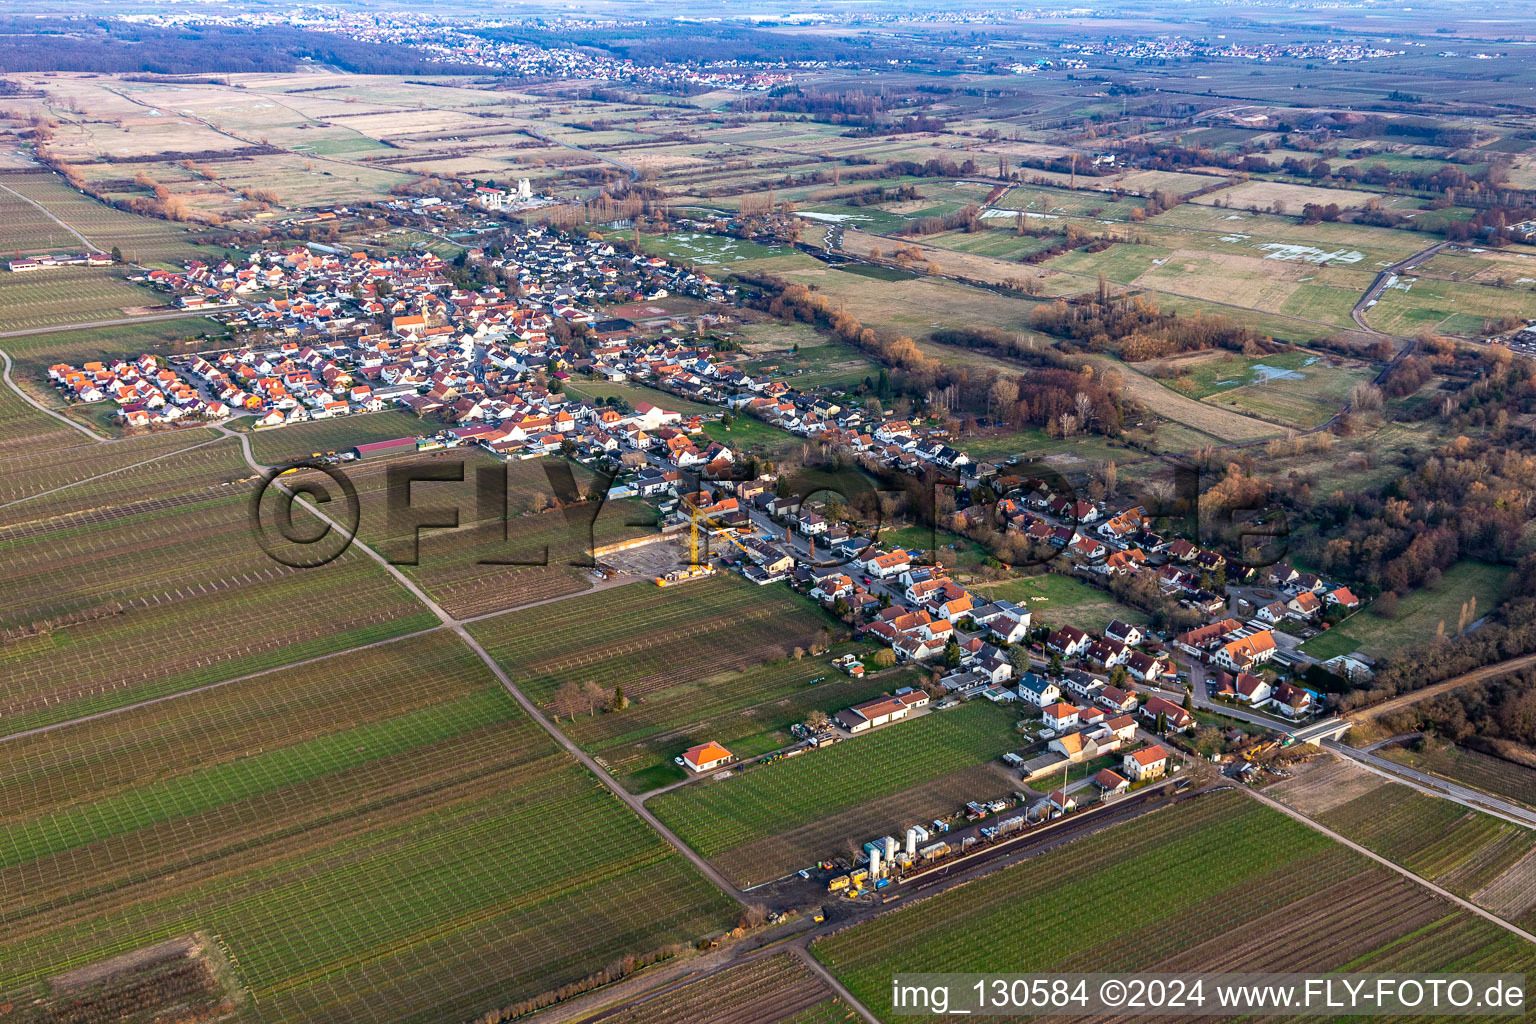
<box><xmin>1288</xmin><ymin>717</ymin><xmax>1352</xmax><ymax>745</ymax></box>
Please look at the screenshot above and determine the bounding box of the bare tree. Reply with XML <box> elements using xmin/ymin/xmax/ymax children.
<box><xmin>1074</xmin><ymin>391</ymin><xmax>1095</xmax><ymax>429</ymax></box>
<box><xmin>988</xmin><ymin>378</ymin><xmax>1018</xmax><ymax>419</ymax></box>
<box><xmin>1348</xmin><ymin>382</ymin><xmax>1384</xmax><ymax>415</ymax></box>
<box><xmin>581</xmin><ymin>680</ymin><xmax>606</xmax><ymax>717</ymax></box>
<box><xmin>553</xmin><ymin>681</ymin><xmax>582</xmax><ymax>722</ymax></box>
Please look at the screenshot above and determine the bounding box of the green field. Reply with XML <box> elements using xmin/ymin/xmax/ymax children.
<box><xmin>468</xmin><ymin>574</ymin><xmax>838</xmax><ymax>708</ymax></box>
<box><xmin>973</xmin><ymin>572</ymin><xmax>1149</xmax><ymax>633</ymax></box>
<box><xmin>640</xmin><ymin>230</ymin><xmax>788</xmax><ymax>266</ymax></box>
<box><xmin>247</xmin><ymin>407</ymin><xmax>434</xmax><ymax>464</ymax></box>
<box><xmin>1366</xmin><ymin>277</ymin><xmax>1536</xmax><ymax>336</ymax></box>
<box><xmin>0</xmin><ymin>630</ymin><xmax>736</xmax><ymax>1023</ymax></box>
<box><xmin>813</xmin><ymin>790</ymin><xmax>1536</xmax><ymax>1022</ymax></box>
<box><xmin>650</xmin><ymin>700</ymin><xmax>1019</xmax><ymax>885</ymax></box>
<box><xmin>0</xmin><ymin>436</ymin><xmax>435</xmax><ymax>734</ymax></box>
<box><xmin>733</xmin><ymin>329</ymin><xmax>881</xmax><ymax>391</ymax></box>
<box><xmin>1142</xmin><ymin>348</ymin><xmax>1378</xmax><ymax>429</ymax></box>
<box><xmin>991</xmin><ymin>184</ymin><xmax>1150</xmax><ymax>221</ymax></box>
<box><xmin>1301</xmin><ymin>560</ymin><xmax>1510</xmax><ymax>660</ymax></box>
<box><xmin>564</xmin><ymin>379</ymin><xmax>720</xmax><ymax>417</ymax></box>
<box><xmin>589</xmin><ymin>649</ymin><xmax>918</xmax><ymax>792</ymax></box>
<box><xmin>0</xmin><ymin>171</ymin><xmax>208</xmax><ymax>266</ymax></box>
<box><xmin>955</xmin><ymin>425</ymin><xmax>1129</xmax><ymax>465</ymax></box>
<box><xmin>1318</xmin><ymin>782</ymin><xmax>1536</xmax><ymax>895</ymax></box>
<box><xmin>918</xmin><ymin>227</ymin><xmax>1066</xmax><ymax>262</ymax></box>
<box><xmin>701</xmin><ymin>415</ymin><xmax>805</xmax><ymax>456</ymax></box>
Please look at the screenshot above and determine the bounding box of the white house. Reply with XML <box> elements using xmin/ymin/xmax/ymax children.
<box><xmin>1016</xmin><ymin>672</ymin><xmax>1061</xmax><ymax>707</ymax></box>
<box><xmin>1123</xmin><ymin>744</ymin><xmax>1169</xmax><ymax>781</ymax></box>
<box><xmin>681</xmin><ymin>741</ymin><xmax>734</xmax><ymax>773</ymax></box>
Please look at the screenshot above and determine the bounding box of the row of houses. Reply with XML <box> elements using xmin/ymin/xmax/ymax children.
<box><xmin>47</xmin><ymin>356</ymin><xmax>230</xmax><ymax>427</ymax></box>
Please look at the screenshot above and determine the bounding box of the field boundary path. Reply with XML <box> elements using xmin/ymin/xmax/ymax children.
<box><xmin>1245</xmin><ymin>785</ymin><xmax>1536</xmax><ymax>945</ymax></box>
<box><xmin>536</xmin><ymin>785</ymin><xmax>1200</xmax><ymax>1024</ymax></box>
<box><xmin>0</xmin><ymin>180</ymin><xmax>102</xmax><ymax>253</ymax></box>
<box><xmin>0</xmin><ymin>347</ymin><xmax>110</xmax><ymax>441</ymax></box>
<box><xmin>0</xmin><ymin>432</ymin><xmax>227</xmax><ymax>510</ymax></box>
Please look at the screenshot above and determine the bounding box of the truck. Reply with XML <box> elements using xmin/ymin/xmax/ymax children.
<box><xmin>875</xmin><ymin>877</ymin><xmax>891</xmax><ymax>890</ymax></box>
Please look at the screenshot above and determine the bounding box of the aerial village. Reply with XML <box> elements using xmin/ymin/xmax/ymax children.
<box><xmin>50</xmin><ymin>222</ymin><xmax>1373</xmax><ymax>890</ymax></box>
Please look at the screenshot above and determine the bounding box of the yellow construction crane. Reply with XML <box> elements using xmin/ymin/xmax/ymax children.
<box><xmin>655</xmin><ymin>493</ymin><xmax>757</xmax><ymax>586</ymax></box>
<box><xmin>655</xmin><ymin>496</ymin><xmax>717</xmax><ymax>586</ymax></box>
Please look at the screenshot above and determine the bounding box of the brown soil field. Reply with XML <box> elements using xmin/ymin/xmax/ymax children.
<box><xmin>1267</xmin><ymin>755</ymin><xmax>1388</xmax><ymax>815</ymax></box>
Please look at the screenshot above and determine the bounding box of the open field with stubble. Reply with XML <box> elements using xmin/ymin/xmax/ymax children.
<box><xmin>0</xmin><ymin>629</ymin><xmax>737</xmax><ymax>1024</ymax></box>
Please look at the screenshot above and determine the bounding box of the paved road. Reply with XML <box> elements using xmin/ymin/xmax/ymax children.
<box><xmin>0</xmin><ymin>181</ymin><xmax>101</xmax><ymax>253</ymax></box>
<box><xmin>1174</xmin><ymin>657</ymin><xmax>1298</xmax><ymax>731</ymax></box>
<box><xmin>1245</xmin><ymin>785</ymin><xmax>1536</xmax><ymax>945</ymax></box>
<box><xmin>1322</xmin><ymin>738</ymin><xmax>1536</xmax><ymax>830</ymax></box>
<box><xmin>538</xmin><ymin>780</ymin><xmax>1195</xmax><ymax>1024</ymax></box>
<box><xmin>1351</xmin><ymin>240</ymin><xmax>1451</xmax><ymax>333</ymax></box>
<box><xmin>1361</xmin><ymin>731</ymin><xmax>1422</xmax><ymax>752</ymax></box>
